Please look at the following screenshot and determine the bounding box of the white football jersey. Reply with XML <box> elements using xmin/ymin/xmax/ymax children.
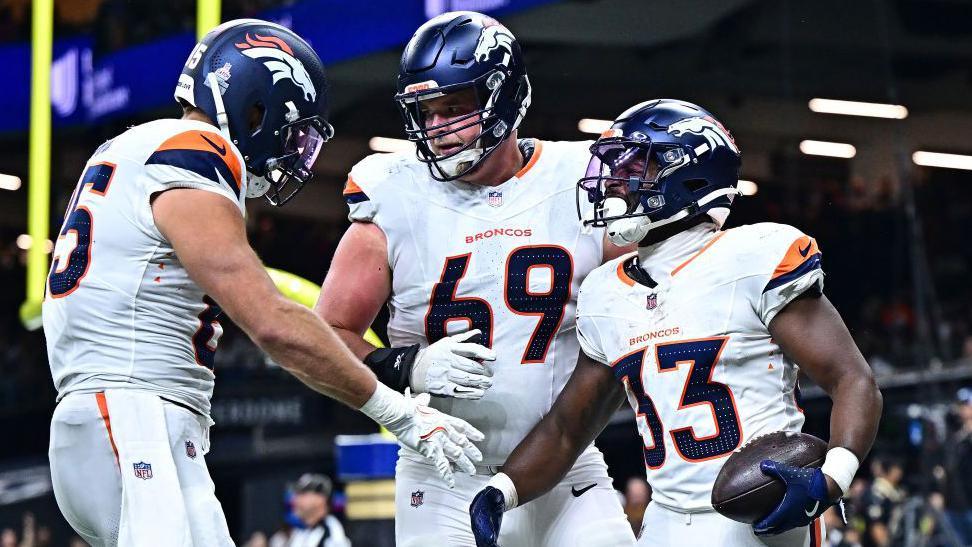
<box><xmin>345</xmin><ymin>140</ymin><xmax>604</xmax><ymax>464</ymax></box>
<box><xmin>43</xmin><ymin>118</ymin><xmax>248</xmax><ymax>418</ymax></box>
<box><xmin>576</xmin><ymin>222</ymin><xmax>824</xmax><ymax>511</ymax></box>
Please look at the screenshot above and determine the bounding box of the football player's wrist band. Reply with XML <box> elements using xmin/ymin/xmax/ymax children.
<box><xmin>363</xmin><ymin>345</ymin><xmax>421</xmax><ymax>392</ymax></box>
<box><xmin>486</xmin><ymin>472</ymin><xmax>519</xmax><ymax>511</ymax></box>
<box><xmin>820</xmin><ymin>447</ymin><xmax>859</xmax><ymax>496</ymax></box>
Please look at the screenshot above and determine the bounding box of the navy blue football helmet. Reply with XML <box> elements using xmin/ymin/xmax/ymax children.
<box><xmin>174</xmin><ymin>19</ymin><xmax>334</xmax><ymax>205</ymax></box>
<box><xmin>394</xmin><ymin>12</ymin><xmax>532</xmax><ymax>181</ymax></box>
<box><xmin>577</xmin><ymin>99</ymin><xmax>742</xmax><ymax>243</ymax></box>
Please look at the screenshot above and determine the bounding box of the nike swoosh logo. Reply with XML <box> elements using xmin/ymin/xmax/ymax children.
<box><xmin>804</xmin><ymin>500</ymin><xmax>820</xmax><ymax>516</ymax></box>
<box><xmin>571</xmin><ymin>483</ymin><xmax>597</xmax><ymax>497</ymax></box>
<box><xmin>799</xmin><ymin>242</ymin><xmax>812</xmax><ymax>257</ymax></box>
<box><xmin>200</xmin><ymin>133</ymin><xmax>227</xmax><ymax>156</ymax></box>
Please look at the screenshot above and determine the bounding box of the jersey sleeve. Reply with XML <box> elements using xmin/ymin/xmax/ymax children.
<box><xmin>139</xmin><ymin>129</ymin><xmax>246</xmax><ymax>215</ymax></box>
<box><xmin>343</xmin><ymin>153</ymin><xmax>404</xmax><ymax>223</ymax></box>
<box><xmin>751</xmin><ymin>225</ymin><xmax>825</xmax><ymax>326</ymax></box>
<box><xmin>575</xmin><ymin>279</ymin><xmax>611</xmax><ymax>365</ymax></box>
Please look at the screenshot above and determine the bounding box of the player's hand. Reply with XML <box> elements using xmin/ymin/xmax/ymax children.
<box><xmin>385</xmin><ymin>389</ymin><xmax>485</xmax><ymax>488</ymax></box>
<box><xmin>753</xmin><ymin>460</ymin><xmax>837</xmax><ymax>536</ymax></box>
<box><xmin>470</xmin><ymin>486</ymin><xmax>506</xmax><ymax>547</ymax></box>
<box><xmin>411</xmin><ymin>329</ymin><xmax>496</xmax><ymax>399</ymax></box>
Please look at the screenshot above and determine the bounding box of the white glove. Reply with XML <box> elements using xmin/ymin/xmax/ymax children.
<box><xmin>410</xmin><ymin>329</ymin><xmax>496</xmax><ymax>399</ymax></box>
<box><xmin>360</xmin><ymin>383</ymin><xmax>484</xmax><ymax>488</ymax></box>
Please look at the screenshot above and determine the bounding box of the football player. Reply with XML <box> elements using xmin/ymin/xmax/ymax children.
<box><xmin>469</xmin><ymin>99</ymin><xmax>883</xmax><ymax>546</ymax></box>
<box><xmin>45</xmin><ymin>19</ymin><xmax>483</xmax><ymax>547</ymax></box>
<box><xmin>316</xmin><ymin>11</ymin><xmax>635</xmax><ymax>547</ymax></box>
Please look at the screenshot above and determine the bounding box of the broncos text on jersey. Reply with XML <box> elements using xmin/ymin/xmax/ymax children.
<box><xmin>343</xmin><ymin>139</ymin><xmax>606</xmax><ymax>465</ymax></box>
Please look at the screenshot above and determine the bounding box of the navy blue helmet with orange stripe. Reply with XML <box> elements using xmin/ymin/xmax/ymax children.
<box><xmin>174</xmin><ymin>19</ymin><xmax>334</xmax><ymax>205</ymax></box>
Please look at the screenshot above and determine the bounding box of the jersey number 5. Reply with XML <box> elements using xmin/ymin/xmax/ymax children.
<box><xmin>425</xmin><ymin>245</ymin><xmax>573</xmax><ymax>364</ymax></box>
<box><xmin>48</xmin><ymin>162</ymin><xmax>116</xmax><ymax>298</ymax></box>
<box><xmin>616</xmin><ymin>337</ymin><xmax>742</xmax><ymax>468</ymax></box>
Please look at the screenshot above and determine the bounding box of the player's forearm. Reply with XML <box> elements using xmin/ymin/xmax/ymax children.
<box><xmin>330</xmin><ymin>324</ymin><xmax>382</xmax><ymax>360</ymax></box>
<box><xmin>825</xmin><ymin>368</ymin><xmax>882</xmax><ymax>461</ymax></box>
<box><xmin>504</xmin><ymin>414</ymin><xmax>594</xmax><ymax>504</ymax></box>
<box><xmin>250</xmin><ymin>296</ymin><xmax>378</xmax><ymax>408</ymax></box>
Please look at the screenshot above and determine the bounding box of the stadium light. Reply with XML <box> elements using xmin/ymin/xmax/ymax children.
<box><xmin>577</xmin><ymin>118</ymin><xmax>613</xmax><ymax>135</ymax></box>
<box><xmin>368</xmin><ymin>137</ymin><xmax>414</xmax><ymax>153</ymax></box>
<box><xmin>912</xmin><ymin>151</ymin><xmax>972</xmax><ymax>171</ymax></box>
<box><xmin>799</xmin><ymin>140</ymin><xmax>856</xmax><ymax>159</ymax></box>
<box><xmin>16</xmin><ymin>234</ymin><xmax>53</xmax><ymax>253</ymax></box>
<box><xmin>0</xmin><ymin>174</ymin><xmax>21</xmax><ymax>191</ymax></box>
<box><xmin>808</xmin><ymin>98</ymin><xmax>908</xmax><ymax>120</ymax></box>
<box><xmin>737</xmin><ymin>179</ymin><xmax>758</xmax><ymax>196</ymax></box>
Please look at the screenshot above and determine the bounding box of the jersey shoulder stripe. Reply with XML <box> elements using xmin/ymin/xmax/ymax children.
<box><xmin>343</xmin><ymin>176</ymin><xmax>370</xmax><ymax>204</ymax></box>
<box><xmin>146</xmin><ymin>130</ymin><xmax>242</xmax><ymax>196</ymax></box>
<box><xmin>764</xmin><ymin>234</ymin><xmax>821</xmax><ymax>292</ymax></box>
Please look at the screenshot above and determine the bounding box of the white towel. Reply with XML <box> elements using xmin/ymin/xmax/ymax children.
<box><xmin>104</xmin><ymin>390</ymin><xmax>192</xmax><ymax>546</ymax></box>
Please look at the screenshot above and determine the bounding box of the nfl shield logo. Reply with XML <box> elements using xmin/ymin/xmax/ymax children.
<box><xmin>646</xmin><ymin>294</ymin><xmax>658</xmax><ymax>310</ymax></box>
<box><xmin>410</xmin><ymin>490</ymin><xmax>424</xmax><ymax>508</ymax></box>
<box><xmin>133</xmin><ymin>462</ymin><xmax>153</xmax><ymax>480</ymax></box>
<box><xmin>185</xmin><ymin>440</ymin><xmax>197</xmax><ymax>459</ymax></box>
<box><xmin>487</xmin><ymin>191</ymin><xmax>503</xmax><ymax>207</ymax></box>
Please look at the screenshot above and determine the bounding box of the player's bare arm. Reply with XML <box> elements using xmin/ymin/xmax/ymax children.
<box><xmin>315</xmin><ymin>220</ymin><xmax>392</xmax><ymax>360</ymax></box>
<box><xmin>153</xmin><ymin>188</ymin><xmax>485</xmax><ymax>486</ymax></box>
<box><xmin>504</xmin><ymin>352</ymin><xmax>625</xmax><ymax>504</ymax></box>
<box><xmin>154</xmin><ymin>188</ymin><xmax>379</xmax><ymax>406</ymax></box>
<box><xmin>469</xmin><ymin>352</ymin><xmax>626</xmax><ymax>545</ymax></box>
<box><xmin>767</xmin><ymin>291</ymin><xmax>883</xmax><ymax>499</ymax></box>
<box><xmin>317</xmin><ymin>218</ymin><xmax>495</xmax><ymax>400</ymax></box>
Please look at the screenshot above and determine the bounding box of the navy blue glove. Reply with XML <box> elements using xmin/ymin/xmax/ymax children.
<box><xmin>753</xmin><ymin>460</ymin><xmax>836</xmax><ymax>536</ymax></box>
<box><xmin>470</xmin><ymin>486</ymin><xmax>505</xmax><ymax>547</ymax></box>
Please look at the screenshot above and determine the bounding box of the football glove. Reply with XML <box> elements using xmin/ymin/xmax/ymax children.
<box><xmin>753</xmin><ymin>460</ymin><xmax>837</xmax><ymax>536</ymax></box>
<box><xmin>470</xmin><ymin>486</ymin><xmax>506</xmax><ymax>547</ymax></box>
<box><xmin>360</xmin><ymin>384</ymin><xmax>484</xmax><ymax>488</ymax></box>
<box><xmin>411</xmin><ymin>329</ymin><xmax>496</xmax><ymax>399</ymax></box>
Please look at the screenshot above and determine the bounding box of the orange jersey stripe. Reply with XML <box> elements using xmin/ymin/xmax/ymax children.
<box><xmin>95</xmin><ymin>392</ymin><xmax>120</xmax><ymax>468</ymax></box>
<box><xmin>617</xmin><ymin>259</ymin><xmax>636</xmax><ymax>287</ymax></box>
<box><xmin>156</xmin><ymin>130</ymin><xmax>243</xmax><ymax>189</ymax></box>
<box><xmin>771</xmin><ymin>235</ymin><xmax>820</xmax><ymax>280</ymax></box>
<box><xmin>514</xmin><ymin>140</ymin><xmax>544</xmax><ymax>178</ymax></box>
<box><xmin>671</xmin><ymin>232</ymin><xmax>726</xmax><ymax>277</ymax></box>
<box><xmin>343</xmin><ymin>177</ymin><xmax>364</xmax><ymax>195</ymax></box>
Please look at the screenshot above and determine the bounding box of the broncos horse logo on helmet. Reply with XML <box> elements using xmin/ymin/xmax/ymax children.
<box><xmin>576</xmin><ymin>99</ymin><xmax>742</xmax><ymax>246</ymax></box>
<box><xmin>236</xmin><ymin>33</ymin><xmax>317</xmax><ymax>103</ymax></box>
<box><xmin>175</xmin><ymin>19</ymin><xmax>334</xmax><ymax>206</ymax></box>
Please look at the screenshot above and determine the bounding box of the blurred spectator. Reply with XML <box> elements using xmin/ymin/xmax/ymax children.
<box><xmin>285</xmin><ymin>473</ymin><xmax>350</xmax><ymax>547</ymax></box>
<box><xmin>861</xmin><ymin>456</ymin><xmax>906</xmax><ymax>547</ymax></box>
<box><xmin>623</xmin><ymin>477</ymin><xmax>650</xmax><ymax>539</ymax></box>
<box><xmin>0</xmin><ymin>528</ymin><xmax>15</xmax><ymax>547</ymax></box>
<box><xmin>245</xmin><ymin>531</ymin><xmax>270</xmax><ymax>547</ymax></box>
<box><xmin>941</xmin><ymin>394</ymin><xmax>972</xmax><ymax>544</ymax></box>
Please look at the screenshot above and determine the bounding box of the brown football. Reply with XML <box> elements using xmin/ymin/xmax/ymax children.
<box><xmin>711</xmin><ymin>431</ymin><xmax>827</xmax><ymax>524</ymax></box>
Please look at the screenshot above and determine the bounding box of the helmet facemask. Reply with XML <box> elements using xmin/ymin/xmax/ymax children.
<box><xmin>247</xmin><ymin>115</ymin><xmax>334</xmax><ymax>206</ymax></box>
<box><xmin>396</xmin><ymin>69</ymin><xmax>530</xmax><ymax>181</ymax></box>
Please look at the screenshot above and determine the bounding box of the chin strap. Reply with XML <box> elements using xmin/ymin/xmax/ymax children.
<box><xmin>206</xmin><ymin>72</ymin><xmax>232</xmax><ymax>141</ymax></box>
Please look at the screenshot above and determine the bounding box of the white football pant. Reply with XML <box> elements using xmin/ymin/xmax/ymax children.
<box><xmin>49</xmin><ymin>390</ymin><xmax>233</xmax><ymax>547</ymax></box>
<box><xmin>395</xmin><ymin>446</ymin><xmax>635</xmax><ymax>547</ymax></box>
<box><xmin>638</xmin><ymin>502</ymin><xmax>825</xmax><ymax>547</ymax></box>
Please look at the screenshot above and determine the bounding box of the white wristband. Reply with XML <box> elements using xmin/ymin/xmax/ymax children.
<box><xmin>359</xmin><ymin>382</ymin><xmax>406</xmax><ymax>426</ymax></box>
<box><xmin>486</xmin><ymin>472</ymin><xmax>519</xmax><ymax>511</ymax></box>
<box><xmin>820</xmin><ymin>447</ymin><xmax>859</xmax><ymax>496</ymax></box>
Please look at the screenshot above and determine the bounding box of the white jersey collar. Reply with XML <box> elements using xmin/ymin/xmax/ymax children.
<box><xmin>636</xmin><ymin>222</ymin><xmax>721</xmax><ymax>283</ymax></box>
